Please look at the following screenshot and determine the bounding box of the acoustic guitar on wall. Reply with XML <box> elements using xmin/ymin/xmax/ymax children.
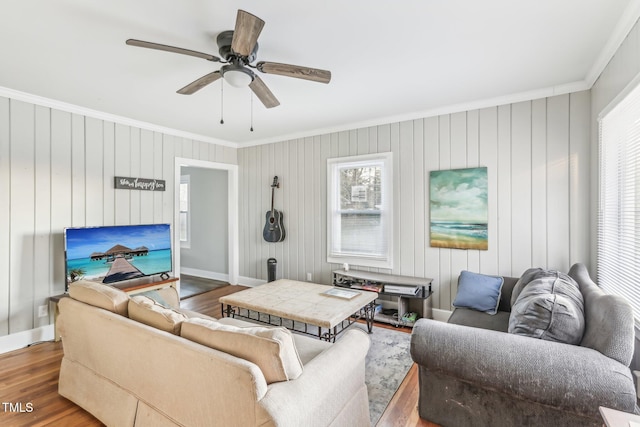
<box><xmin>263</xmin><ymin>176</ymin><xmax>285</xmax><ymax>242</ymax></box>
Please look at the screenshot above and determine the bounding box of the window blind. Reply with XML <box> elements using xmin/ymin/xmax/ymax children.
<box><xmin>598</xmin><ymin>79</ymin><xmax>640</xmax><ymax>322</ymax></box>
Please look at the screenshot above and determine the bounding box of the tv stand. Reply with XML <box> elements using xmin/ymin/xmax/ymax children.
<box><xmin>111</xmin><ymin>275</ymin><xmax>179</xmax><ymax>295</ymax></box>
<box><xmin>332</xmin><ymin>269</ymin><xmax>433</xmax><ymax>327</ymax></box>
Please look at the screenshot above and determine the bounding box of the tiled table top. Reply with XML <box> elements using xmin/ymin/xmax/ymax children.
<box><xmin>219</xmin><ymin>279</ymin><xmax>378</xmax><ymax>329</ymax></box>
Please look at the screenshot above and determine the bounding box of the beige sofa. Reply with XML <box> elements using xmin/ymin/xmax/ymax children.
<box><xmin>57</xmin><ymin>281</ymin><xmax>371</xmax><ymax>427</ymax></box>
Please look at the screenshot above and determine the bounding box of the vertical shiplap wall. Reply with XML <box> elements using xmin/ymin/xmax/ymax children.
<box><xmin>590</xmin><ymin>16</ymin><xmax>640</xmax><ymax>371</ymax></box>
<box><xmin>0</xmin><ymin>96</ymin><xmax>236</xmax><ymax>337</ymax></box>
<box><xmin>238</xmin><ymin>91</ymin><xmax>591</xmax><ymax>311</ymax></box>
<box><xmin>591</xmin><ymin>17</ymin><xmax>640</xmax><ymax>269</ymax></box>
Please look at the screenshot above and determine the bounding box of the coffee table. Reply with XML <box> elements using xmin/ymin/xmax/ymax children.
<box><xmin>219</xmin><ymin>279</ymin><xmax>378</xmax><ymax>341</ymax></box>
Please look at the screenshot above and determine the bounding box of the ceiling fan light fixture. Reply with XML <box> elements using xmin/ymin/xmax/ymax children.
<box><xmin>221</xmin><ymin>64</ymin><xmax>254</xmax><ymax>87</ymax></box>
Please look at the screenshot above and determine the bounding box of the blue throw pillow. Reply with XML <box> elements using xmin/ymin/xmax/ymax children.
<box><xmin>452</xmin><ymin>271</ymin><xmax>504</xmax><ymax>315</ymax></box>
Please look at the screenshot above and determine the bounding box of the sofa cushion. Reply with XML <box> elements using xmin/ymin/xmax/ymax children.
<box><xmin>181</xmin><ymin>317</ymin><xmax>303</xmax><ymax>384</ymax></box>
<box><xmin>448</xmin><ymin>307</ymin><xmax>511</xmax><ymax>332</ymax></box>
<box><xmin>68</xmin><ymin>280</ymin><xmax>129</xmax><ymax>316</ymax></box>
<box><xmin>508</xmin><ymin>269</ymin><xmax>585</xmax><ymax>345</ymax></box>
<box><xmin>128</xmin><ymin>295</ymin><xmax>187</xmax><ymax>335</ymax></box>
<box><xmin>452</xmin><ymin>271</ymin><xmax>504</xmax><ymax>315</ymax></box>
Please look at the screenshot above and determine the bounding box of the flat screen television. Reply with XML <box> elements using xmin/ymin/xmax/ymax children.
<box><xmin>64</xmin><ymin>223</ymin><xmax>172</xmax><ymax>290</ymax></box>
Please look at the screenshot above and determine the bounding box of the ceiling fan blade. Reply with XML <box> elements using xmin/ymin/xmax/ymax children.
<box><xmin>177</xmin><ymin>71</ymin><xmax>222</xmax><ymax>95</ymax></box>
<box><xmin>126</xmin><ymin>39</ymin><xmax>220</xmax><ymax>62</ymax></box>
<box><xmin>249</xmin><ymin>76</ymin><xmax>280</xmax><ymax>108</ymax></box>
<box><xmin>231</xmin><ymin>10</ymin><xmax>265</xmax><ymax>57</ymax></box>
<box><xmin>257</xmin><ymin>61</ymin><xmax>331</xmax><ymax>84</ymax></box>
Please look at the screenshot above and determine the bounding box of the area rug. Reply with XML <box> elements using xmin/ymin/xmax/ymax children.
<box><xmin>239</xmin><ymin>312</ymin><xmax>413</xmax><ymax>426</ymax></box>
<box><xmin>356</xmin><ymin>323</ymin><xmax>413</xmax><ymax>425</ymax></box>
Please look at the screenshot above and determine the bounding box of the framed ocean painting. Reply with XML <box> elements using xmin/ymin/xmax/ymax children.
<box><xmin>429</xmin><ymin>167</ymin><xmax>488</xmax><ymax>250</ymax></box>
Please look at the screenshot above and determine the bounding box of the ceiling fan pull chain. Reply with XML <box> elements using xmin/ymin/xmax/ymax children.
<box><xmin>220</xmin><ymin>82</ymin><xmax>224</xmax><ymax>125</ymax></box>
<box><xmin>250</xmin><ymin>92</ymin><xmax>254</xmax><ymax>132</ymax></box>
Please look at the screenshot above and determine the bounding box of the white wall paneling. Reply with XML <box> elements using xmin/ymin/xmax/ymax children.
<box><xmin>10</xmin><ymin>100</ymin><xmax>36</xmax><ymax>334</ymax></box>
<box><xmin>238</xmin><ymin>91</ymin><xmax>592</xmax><ymax>311</ymax></box>
<box><xmin>0</xmin><ymin>97</ymin><xmax>10</xmax><ymax>335</ymax></box>
<box><xmin>591</xmin><ymin>17</ymin><xmax>640</xmax><ymax>270</ymax></box>
<box><xmin>510</xmin><ymin>101</ymin><xmax>533</xmax><ymax>275</ymax></box>
<box><xmin>530</xmin><ymin>99</ymin><xmax>548</xmax><ymax>268</ymax></box>
<box><xmin>568</xmin><ymin>91</ymin><xmax>591</xmax><ymax>268</ymax></box>
<box><xmin>34</xmin><ymin>106</ymin><xmax>52</xmax><ymax>329</ymax></box>
<box><xmin>0</xmin><ymin>96</ymin><xmax>236</xmax><ymax>343</ymax></box>
<box><xmin>546</xmin><ymin>95</ymin><xmax>571</xmax><ymax>271</ymax></box>
<box><xmin>590</xmin><ymin>17</ymin><xmax>640</xmax><ymax>372</ymax></box>
<box><xmin>497</xmin><ymin>105</ymin><xmax>512</xmax><ymax>276</ymax></box>
<box><xmin>423</xmin><ymin>117</ymin><xmax>440</xmax><ymax>307</ymax></box>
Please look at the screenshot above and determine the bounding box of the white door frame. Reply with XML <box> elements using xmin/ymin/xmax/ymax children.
<box><xmin>174</xmin><ymin>157</ymin><xmax>239</xmax><ymax>285</ymax></box>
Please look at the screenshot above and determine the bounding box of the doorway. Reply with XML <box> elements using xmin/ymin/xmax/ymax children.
<box><xmin>174</xmin><ymin>158</ymin><xmax>239</xmax><ymax>289</ymax></box>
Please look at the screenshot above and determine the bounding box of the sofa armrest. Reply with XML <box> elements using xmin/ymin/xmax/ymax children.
<box><xmin>410</xmin><ymin>319</ymin><xmax>637</xmax><ymax>415</ymax></box>
<box><xmin>257</xmin><ymin>328</ymin><xmax>370</xmax><ymax>427</ymax></box>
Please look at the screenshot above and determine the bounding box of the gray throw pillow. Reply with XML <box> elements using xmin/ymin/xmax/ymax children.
<box><xmin>510</xmin><ymin>268</ymin><xmax>544</xmax><ymax>307</ymax></box>
<box><xmin>508</xmin><ymin>269</ymin><xmax>585</xmax><ymax>345</ymax></box>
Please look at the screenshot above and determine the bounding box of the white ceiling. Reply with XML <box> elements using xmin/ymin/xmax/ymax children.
<box><xmin>0</xmin><ymin>0</ymin><xmax>637</xmax><ymax>146</ymax></box>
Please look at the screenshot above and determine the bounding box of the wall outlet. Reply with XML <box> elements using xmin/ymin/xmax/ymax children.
<box><xmin>38</xmin><ymin>305</ymin><xmax>48</xmax><ymax>318</ymax></box>
<box><xmin>306</xmin><ymin>273</ymin><xmax>312</xmax><ymax>282</ymax></box>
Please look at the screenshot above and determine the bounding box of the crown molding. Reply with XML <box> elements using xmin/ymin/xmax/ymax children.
<box><xmin>585</xmin><ymin>0</ymin><xmax>640</xmax><ymax>87</ymax></box>
<box><xmin>239</xmin><ymin>79</ymin><xmax>591</xmax><ymax>148</ymax></box>
<box><xmin>0</xmin><ymin>86</ymin><xmax>237</xmax><ymax>149</ymax></box>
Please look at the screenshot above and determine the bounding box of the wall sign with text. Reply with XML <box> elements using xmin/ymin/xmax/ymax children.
<box><xmin>114</xmin><ymin>176</ymin><xmax>166</xmax><ymax>191</ymax></box>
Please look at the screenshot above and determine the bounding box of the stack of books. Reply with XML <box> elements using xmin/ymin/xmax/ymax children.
<box><xmin>350</xmin><ymin>281</ymin><xmax>383</xmax><ymax>293</ymax></box>
<box><xmin>361</xmin><ymin>282</ymin><xmax>383</xmax><ymax>292</ymax></box>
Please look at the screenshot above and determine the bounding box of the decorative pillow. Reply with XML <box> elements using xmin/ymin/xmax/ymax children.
<box><xmin>181</xmin><ymin>317</ymin><xmax>303</xmax><ymax>384</ymax></box>
<box><xmin>508</xmin><ymin>270</ymin><xmax>585</xmax><ymax>345</ymax></box>
<box><xmin>452</xmin><ymin>271</ymin><xmax>504</xmax><ymax>315</ymax></box>
<box><xmin>68</xmin><ymin>280</ymin><xmax>129</xmax><ymax>316</ymax></box>
<box><xmin>128</xmin><ymin>296</ymin><xmax>188</xmax><ymax>335</ymax></box>
<box><xmin>510</xmin><ymin>267</ymin><xmax>544</xmax><ymax>307</ymax></box>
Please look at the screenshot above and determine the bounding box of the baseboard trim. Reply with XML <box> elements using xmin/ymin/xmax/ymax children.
<box><xmin>180</xmin><ymin>267</ymin><xmax>229</xmax><ymax>283</ymax></box>
<box><xmin>0</xmin><ymin>325</ymin><xmax>54</xmax><ymax>355</ymax></box>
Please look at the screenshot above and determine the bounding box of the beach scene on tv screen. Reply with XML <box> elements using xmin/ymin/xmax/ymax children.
<box><xmin>66</xmin><ymin>224</ymin><xmax>172</xmax><ymax>284</ymax></box>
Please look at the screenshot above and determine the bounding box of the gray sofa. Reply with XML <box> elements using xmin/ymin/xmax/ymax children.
<box><xmin>410</xmin><ymin>263</ymin><xmax>638</xmax><ymax>427</ymax></box>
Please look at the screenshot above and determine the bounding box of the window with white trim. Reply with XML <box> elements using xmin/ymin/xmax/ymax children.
<box><xmin>327</xmin><ymin>152</ymin><xmax>393</xmax><ymax>269</ymax></box>
<box><xmin>598</xmin><ymin>78</ymin><xmax>640</xmax><ymax>323</ymax></box>
<box><xmin>179</xmin><ymin>175</ymin><xmax>191</xmax><ymax>248</ymax></box>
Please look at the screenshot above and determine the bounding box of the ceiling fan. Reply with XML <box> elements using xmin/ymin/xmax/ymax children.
<box><xmin>126</xmin><ymin>9</ymin><xmax>331</xmax><ymax>109</ymax></box>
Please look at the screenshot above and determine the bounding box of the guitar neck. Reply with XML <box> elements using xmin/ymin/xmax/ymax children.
<box><xmin>270</xmin><ymin>187</ymin><xmax>275</xmax><ymax>215</ymax></box>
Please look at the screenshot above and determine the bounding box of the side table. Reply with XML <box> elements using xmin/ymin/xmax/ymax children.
<box><xmin>49</xmin><ymin>293</ymin><xmax>68</xmax><ymax>342</ymax></box>
<box><xmin>599</xmin><ymin>406</ymin><xmax>640</xmax><ymax>426</ymax></box>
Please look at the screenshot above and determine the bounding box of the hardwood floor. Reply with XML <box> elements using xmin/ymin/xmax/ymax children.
<box><xmin>0</xmin><ymin>285</ymin><xmax>437</xmax><ymax>427</ymax></box>
<box><xmin>179</xmin><ymin>274</ymin><xmax>228</xmax><ymax>299</ymax></box>
<box><xmin>0</xmin><ymin>340</ymin><xmax>99</xmax><ymax>427</ymax></box>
